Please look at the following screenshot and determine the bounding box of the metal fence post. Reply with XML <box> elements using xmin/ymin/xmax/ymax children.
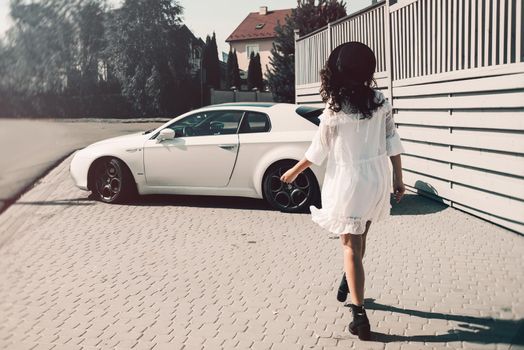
<box><xmin>294</xmin><ymin>29</ymin><xmax>300</xmax><ymax>102</ymax></box>
<box><xmin>328</xmin><ymin>22</ymin><xmax>332</xmax><ymax>53</ymax></box>
<box><xmin>384</xmin><ymin>2</ymin><xmax>393</xmax><ymax>102</ymax></box>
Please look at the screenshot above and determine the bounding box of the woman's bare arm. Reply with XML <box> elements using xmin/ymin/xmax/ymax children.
<box><xmin>293</xmin><ymin>158</ymin><xmax>313</xmax><ymax>175</ymax></box>
<box><xmin>389</xmin><ymin>154</ymin><xmax>405</xmax><ymax>202</ymax></box>
<box><xmin>280</xmin><ymin>158</ymin><xmax>312</xmax><ymax>183</ymax></box>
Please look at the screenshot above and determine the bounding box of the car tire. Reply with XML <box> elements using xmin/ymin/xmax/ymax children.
<box><xmin>91</xmin><ymin>157</ymin><xmax>136</xmax><ymax>204</ymax></box>
<box><xmin>262</xmin><ymin>160</ymin><xmax>320</xmax><ymax>213</ymax></box>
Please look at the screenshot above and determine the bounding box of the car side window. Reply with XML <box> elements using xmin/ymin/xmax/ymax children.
<box><xmin>238</xmin><ymin>112</ymin><xmax>271</xmax><ymax>134</ymax></box>
<box><xmin>168</xmin><ymin>110</ymin><xmax>244</xmax><ymax>137</ymax></box>
<box><xmin>167</xmin><ymin>112</ymin><xmax>207</xmax><ymax>137</ymax></box>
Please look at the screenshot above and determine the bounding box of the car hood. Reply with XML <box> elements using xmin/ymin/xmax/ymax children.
<box><xmin>87</xmin><ymin>131</ymin><xmax>148</xmax><ymax>148</ymax></box>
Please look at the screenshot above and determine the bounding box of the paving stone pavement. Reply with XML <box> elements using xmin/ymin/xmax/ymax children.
<box><xmin>0</xmin><ymin>155</ymin><xmax>523</xmax><ymax>350</ymax></box>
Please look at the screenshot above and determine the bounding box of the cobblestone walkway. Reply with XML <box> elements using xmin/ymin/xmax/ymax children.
<box><xmin>0</xmin><ymin>156</ymin><xmax>522</xmax><ymax>350</ymax></box>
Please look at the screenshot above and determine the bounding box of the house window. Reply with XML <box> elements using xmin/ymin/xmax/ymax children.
<box><xmin>246</xmin><ymin>44</ymin><xmax>259</xmax><ymax>58</ymax></box>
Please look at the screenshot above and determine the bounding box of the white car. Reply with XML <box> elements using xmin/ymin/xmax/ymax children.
<box><xmin>70</xmin><ymin>102</ymin><xmax>326</xmax><ymax>213</ymax></box>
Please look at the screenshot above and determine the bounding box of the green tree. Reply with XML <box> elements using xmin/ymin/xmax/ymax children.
<box><xmin>202</xmin><ymin>32</ymin><xmax>220</xmax><ymax>89</ymax></box>
<box><xmin>247</xmin><ymin>52</ymin><xmax>263</xmax><ymax>91</ymax></box>
<box><xmin>201</xmin><ymin>35</ymin><xmax>210</xmax><ymax>86</ymax></box>
<box><xmin>76</xmin><ymin>1</ymin><xmax>106</xmax><ymax>92</ymax></box>
<box><xmin>0</xmin><ymin>0</ymin><xmax>198</xmax><ymax>117</ymax></box>
<box><xmin>293</xmin><ymin>0</ymin><xmax>347</xmax><ymax>37</ymax></box>
<box><xmin>210</xmin><ymin>33</ymin><xmax>221</xmax><ymax>88</ymax></box>
<box><xmin>226</xmin><ymin>49</ymin><xmax>241</xmax><ymax>89</ymax></box>
<box><xmin>265</xmin><ymin>21</ymin><xmax>295</xmax><ymax>103</ymax></box>
<box><xmin>232</xmin><ymin>49</ymin><xmax>241</xmax><ymax>89</ymax></box>
<box><xmin>0</xmin><ymin>0</ymin><xmax>123</xmax><ymax>117</ymax></box>
<box><xmin>106</xmin><ymin>0</ymin><xmax>190</xmax><ymax>116</ymax></box>
<box><xmin>226</xmin><ymin>49</ymin><xmax>234</xmax><ymax>89</ymax></box>
<box><xmin>0</xmin><ymin>42</ymin><xmax>15</xmax><ymax>117</ymax></box>
<box><xmin>266</xmin><ymin>0</ymin><xmax>347</xmax><ymax>102</ymax></box>
<box><xmin>6</xmin><ymin>0</ymin><xmax>77</xmax><ymax>95</ymax></box>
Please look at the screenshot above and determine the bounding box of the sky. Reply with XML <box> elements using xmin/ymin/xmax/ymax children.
<box><xmin>0</xmin><ymin>0</ymin><xmax>372</xmax><ymax>55</ymax></box>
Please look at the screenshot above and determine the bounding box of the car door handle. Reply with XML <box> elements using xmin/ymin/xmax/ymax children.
<box><xmin>218</xmin><ymin>144</ymin><xmax>237</xmax><ymax>150</ymax></box>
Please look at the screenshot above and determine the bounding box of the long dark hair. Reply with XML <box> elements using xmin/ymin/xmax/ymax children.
<box><xmin>319</xmin><ymin>42</ymin><xmax>384</xmax><ymax>118</ymax></box>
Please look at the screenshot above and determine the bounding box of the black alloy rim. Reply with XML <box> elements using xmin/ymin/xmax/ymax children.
<box><xmin>95</xmin><ymin>160</ymin><xmax>122</xmax><ymax>201</ymax></box>
<box><xmin>269</xmin><ymin>166</ymin><xmax>311</xmax><ymax>210</ymax></box>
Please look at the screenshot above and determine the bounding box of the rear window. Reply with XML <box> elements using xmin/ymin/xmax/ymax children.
<box><xmin>296</xmin><ymin>106</ymin><xmax>323</xmax><ymax>126</ymax></box>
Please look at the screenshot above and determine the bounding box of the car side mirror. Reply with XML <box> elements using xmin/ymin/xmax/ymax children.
<box><xmin>157</xmin><ymin>128</ymin><xmax>175</xmax><ymax>142</ymax></box>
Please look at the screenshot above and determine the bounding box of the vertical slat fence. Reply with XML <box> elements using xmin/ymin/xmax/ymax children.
<box><xmin>295</xmin><ymin>0</ymin><xmax>524</xmax><ymax>233</ymax></box>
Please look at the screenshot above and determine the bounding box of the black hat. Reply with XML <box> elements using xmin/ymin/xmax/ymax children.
<box><xmin>327</xmin><ymin>41</ymin><xmax>376</xmax><ymax>84</ymax></box>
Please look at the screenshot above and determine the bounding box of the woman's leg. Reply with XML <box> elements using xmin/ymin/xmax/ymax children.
<box><xmin>337</xmin><ymin>220</ymin><xmax>372</xmax><ymax>303</ymax></box>
<box><xmin>361</xmin><ymin>220</ymin><xmax>372</xmax><ymax>258</ymax></box>
<box><xmin>340</xmin><ymin>232</ymin><xmax>365</xmax><ymax>306</ymax></box>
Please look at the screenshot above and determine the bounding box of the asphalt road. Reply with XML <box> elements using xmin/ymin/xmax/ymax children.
<box><xmin>0</xmin><ymin>118</ymin><xmax>164</xmax><ymax>213</ymax></box>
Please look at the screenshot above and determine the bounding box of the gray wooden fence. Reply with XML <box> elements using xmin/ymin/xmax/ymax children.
<box><xmin>210</xmin><ymin>89</ymin><xmax>274</xmax><ymax>105</ymax></box>
<box><xmin>295</xmin><ymin>0</ymin><xmax>524</xmax><ymax>233</ymax></box>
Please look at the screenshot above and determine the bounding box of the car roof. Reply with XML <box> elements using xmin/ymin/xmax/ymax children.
<box><xmin>153</xmin><ymin>103</ymin><xmax>318</xmax><ymax>134</ymax></box>
<box><xmin>214</xmin><ymin>102</ymin><xmax>276</xmax><ymax>108</ymax></box>
<box><xmin>193</xmin><ymin>102</ymin><xmax>298</xmax><ymax>114</ymax></box>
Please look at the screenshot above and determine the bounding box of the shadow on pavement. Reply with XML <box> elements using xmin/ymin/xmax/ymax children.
<box><xmin>13</xmin><ymin>198</ymin><xmax>94</xmax><ymax>206</ymax></box>
<box><xmin>356</xmin><ymin>299</ymin><xmax>524</xmax><ymax>346</ymax></box>
<box><xmin>119</xmin><ymin>193</ymin><xmax>446</xmax><ymax>215</ymax></box>
<box><xmin>390</xmin><ymin>193</ymin><xmax>447</xmax><ymax>216</ymax></box>
<box><xmin>105</xmin><ymin>193</ymin><xmax>274</xmax><ymax>211</ymax></box>
<box><xmin>7</xmin><ymin>192</ymin><xmax>447</xmax><ymax>215</ymax></box>
<box><xmin>72</xmin><ymin>191</ymin><xmax>450</xmax><ymax>215</ymax></box>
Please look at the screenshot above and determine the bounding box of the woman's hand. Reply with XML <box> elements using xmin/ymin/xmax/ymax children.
<box><xmin>393</xmin><ymin>178</ymin><xmax>405</xmax><ymax>203</ymax></box>
<box><xmin>389</xmin><ymin>155</ymin><xmax>405</xmax><ymax>203</ymax></box>
<box><xmin>280</xmin><ymin>167</ymin><xmax>299</xmax><ymax>184</ymax></box>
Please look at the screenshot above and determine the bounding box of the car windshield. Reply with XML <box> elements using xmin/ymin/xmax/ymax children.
<box><xmin>296</xmin><ymin>106</ymin><xmax>323</xmax><ymax>126</ymax></box>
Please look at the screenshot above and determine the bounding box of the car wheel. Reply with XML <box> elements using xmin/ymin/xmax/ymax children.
<box><xmin>92</xmin><ymin>158</ymin><xmax>135</xmax><ymax>203</ymax></box>
<box><xmin>263</xmin><ymin>161</ymin><xmax>320</xmax><ymax>213</ymax></box>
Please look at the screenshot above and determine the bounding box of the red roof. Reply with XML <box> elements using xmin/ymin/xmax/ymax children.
<box><xmin>226</xmin><ymin>8</ymin><xmax>293</xmax><ymax>42</ymax></box>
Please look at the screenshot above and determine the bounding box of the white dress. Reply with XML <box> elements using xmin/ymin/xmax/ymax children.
<box><xmin>304</xmin><ymin>90</ymin><xmax>405</xmax><ymax>235</ymax></box>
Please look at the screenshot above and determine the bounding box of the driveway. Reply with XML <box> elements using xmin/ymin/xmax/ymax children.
<box><xmin>0</xmin><ymin>155</ymin><xmax>522</xmax><ymax>349</ymax></box>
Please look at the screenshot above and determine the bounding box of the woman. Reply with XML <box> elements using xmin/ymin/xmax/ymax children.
<box><xmin>280</xmin><ymin>41</ymin><xmax>405</xmax><ymax>340</ymax></box>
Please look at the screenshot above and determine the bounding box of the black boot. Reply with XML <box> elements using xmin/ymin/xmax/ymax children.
<box><xmin>348</xmin><ymin>304</ymin><xmax>371</xmax><ymax>341</ymax></box>
<box><xmin>337</xmin><ymin>272</ymin><xmax>349</xmax><ymax>302</ymax></box>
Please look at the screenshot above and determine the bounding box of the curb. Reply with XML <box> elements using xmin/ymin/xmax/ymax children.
<box><xmin>56</xmin><ymin>118</ymin><xmax>171</xmax><ymax>123</ymax></box>
<box><xmin>0</xmin><ymin>117</ymin><xmax>171</xmax><ymax>123</ymax></box>
<box><xmin>0</xmin><ymin>151</ymin><xmax>77</xmax><ymax>216</ymax></box>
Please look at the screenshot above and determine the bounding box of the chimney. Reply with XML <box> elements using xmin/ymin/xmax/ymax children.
<box><xmin>259</xmin><ymin>6</ymin><xmax>268</xmax><ymax>15</ymax></box>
